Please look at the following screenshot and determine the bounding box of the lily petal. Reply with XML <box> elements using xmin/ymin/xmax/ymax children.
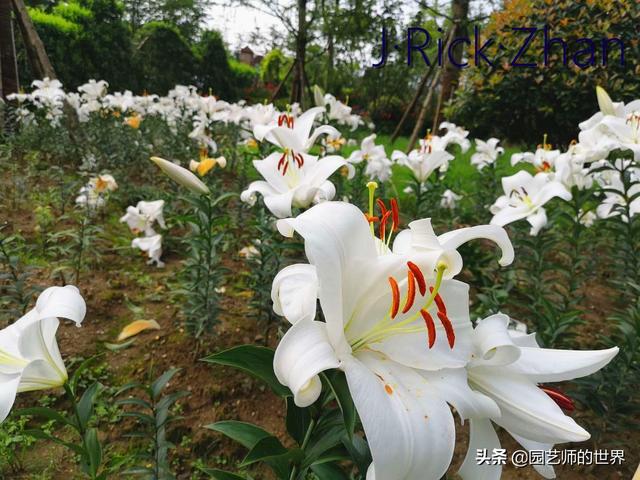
<box><xmin>271</xmin><ymin>264</ymin><xmax>318</xmax><ymax>324</ymax></box>
<box><xmin>459</xmin><ymin>419</ymin><xmax>502</xmax><ymax>480</ymax></box>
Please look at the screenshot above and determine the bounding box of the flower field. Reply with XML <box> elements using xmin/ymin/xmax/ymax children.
<box><xmin>0</xmin><ymin>79</ymin><xmax>639</xmax><ymax>480</ymax></box>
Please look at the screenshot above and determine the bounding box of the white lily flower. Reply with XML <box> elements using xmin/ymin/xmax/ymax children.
<box><xmin>595</xmin><ymin>173</ymin><xmax>640</xmax><ymax>223</ymax></box>
<box><xmin>253</xmin><ymin>106</ymin><xmax>338</xmax><ymax>154</ymax></box>
<box><xmin>439</xmin><ymin>121</ymin><xmax>471</xmax><ymax>152</ymax></box>
<box><xmin>471</xmin><ymin>138</ymin><xmax>504</xmax><ymax>171</ymax></box>
<box><xmin>272</xmin><ymin>201</ymin><xmax>514</xmax><ymax>480</ymax></box>
<box><xmin>349</xmin><ymin>134</ymin><xmax>393</xmax><ymax>181</ymax></box>
<box><xmin>150</xmin><ymin>157</ymin><xmax>210</xmax><ymax>195</ymax></box>
<box><xmin>75</xmin><ymin>174</ymin><xmax>118</xmax><ymax>209</ymax></box>
<box><xmin>392</xmin><ymin>146</ymin><xmax>453</xmax><ymax>183</ymax></box>
<box><xmin>459</xmin><ymin>314</ymin><xmax>618</xmax><ymax>480</ymax></box>
<box><xmin>0</xmin><ymin>286</ymin><xmax>86</xmax><ymax>422</ymax></box>
<box><xmin>240</xmin><ymin>152</ymin><xmax>351</xmax><ymax>218</ymax></box>
<box><xmin>120</xmin><ymin>200</ymin><xmax>166</xmax><ymax>236</ymax></box>
<box><xmin>579</xmin><ymin>209</ymin><xmax>597</xmax><ymax>227</ymax></box>
<box><xmin>511</xmin><ymin>138</ymin><xmax>561</xmax><ymax>174</ymax></box>
<box><xmin>490</xmin><ymin>171</ymin><xmax>572</xmax><ymax>235</ymax></box>
<box><xmin>131</xmin><ymin>234</ymin><xmax>164</xmax><ymax>267</ymax></box>
<box><xmin>440</xmin><ymin>189</ymin><xmax>462</xmax><ymax>209</ymax></box>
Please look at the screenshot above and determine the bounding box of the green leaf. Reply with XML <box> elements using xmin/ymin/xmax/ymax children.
<box><xmin>342</xmin><ymin>433</ymin><xmax>372</xmax><ymax>475</ymax></box>
<box><xmin>151</xmin><ymin>368</ymin><xmax>181</xmax><ymax>400</ymax></box>
<box><xmin>202</xmin><ymin>346</ymin><xmax>289</xmax><ymax>396</ymax></box>
<box><xmin>285</xmin><ymin>397</ymin><xmax>312</xmax><ymax>446</ymax></box>
<box><xmin>197</xmin><ymin>468</ymin><xmax>249</xmax><ymax>480</ymax></box>
<box><xmin>310</xmin><ymin>462</ymin><xmax>350</xmax><ymax>480</ymax></box>
<box><xmin>323</xmin><ymin>371</ymin><xmax>356</xmax><ymax>439</ymax></box>
<box><xmin>240</xmin><ymin>436</ymin><xmax>288</xmax><ymax>466</ymax></box>
<box><xmin>77</xmin><ymin>382</ymin><xmax>101</xmax><ymax>430</ymax></box>
<box><xmin>304</xmin><ymin>410</ymin><xmax>346</xmax><ymax>463</ymax></box>
<box><xmin>24</xmin><ymin>429</ymin><xmax>84</xmax><ymax>455</ymax></box>
<box><xmin>83</xmin><ymin>428</ymin><xmax>102</xmax><ymax>477</ymax></box>
<box><xmin>15</xmin><ymin>407</ymin><xmax>73</xmax><ymax>428</ymax></box>
<box><xmin>68</xmin><ymin>354</ymin><xmax>104</xmax><ymax>394</ymax></box>
<box><xmin>205</xmin><ymin>421</ymin><xmax>271</xmax><ymax>449</ymax></box>
<box><xmin>104</xmin><ymin>338</ymin><xmax>136</xmax><ymax>351</ymax></box>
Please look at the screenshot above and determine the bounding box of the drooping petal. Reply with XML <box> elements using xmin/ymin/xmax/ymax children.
<box><xmin>504</xmin><ymin>345</ymin><xmax>618</xmax><ymax>383</ymax></box>
<box><xmin>510</xmin><ymin>433</ymin><xmax>556</xmax><ymax>479</ymax></box>
<box><xmin>458</xmin><ymin>419</ymin><xmax>502</xmax><ymax>480</ymax></box>
<box><xmin>271</xmin><ymin>264</ymin><xmax>318</xmax><ymax>324</ymax></box>
<box><xmin>0</xmin><ymin>373</ymin><xmax>21</xmax><ymax>422</ymax></box>
<box><xmin>34</xmin><ymin>285</ymin><xmax>86</xmax><ymax>327</ymax></box>
<box><xmin>490</xmin><ymin>204</ymin><xmax>531</xmax><ymax>227</ymax></box>
<box><xmin>273</xmin><ymin>320</ymin><xmax>340</xmax><ymax>407</ymax></box>
<box><xmin>343</xmin><ymin>352</ymin><xmax>455</xmax><ymax>480</ymax></box>
<box><xmin>469</xmin><ymin>370</ymin><xmax>590</xmax><ymax>444</ymax></box>
<box><xmin>526</xmin><ymin>208</ymin><xmax>548</xmax><ymax>236</ymax></box>
<box><xmin>17</xmin><ymin>318</ymin><xmax>67</xmax><ymax>388</ymax></box>
<box><xmin>438</xmin><ymin>225</ymin><xmax>514</xmax><ymax>267</ymax></box>
<box><xmin>264</xmin><ymin>190</ymin><xmax>296</xmax><ymax>219</ymax></box>
<box><xmin>117</xmin><ymin>319</ymin><xmax>161</xmax><ymax>341</ymax></box>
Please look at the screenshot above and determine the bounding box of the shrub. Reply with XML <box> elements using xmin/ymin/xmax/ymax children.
<box><xmin>448</xmin><ymin>0</ymin><xmax>640</xmax><ymax>146</ymax></box>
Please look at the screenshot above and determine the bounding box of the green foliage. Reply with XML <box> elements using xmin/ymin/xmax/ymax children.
<box><xmin>204</xmin><ymin>345</ymin><xmax>368</xmax><ymax>480</ymax></box>
<box><xmin>196</xmin><ymin>30</ymin><xmax>238</xmax><ymax>100</ymax></box>
<box><xmin>116</xmin><ymin>368</ymin><xmax>189</xmax><ymax>479</ymax></box>
<box><xmin>134</xmin><ymin>22</ymin><xmax>196</xmax><ymax>94</ymax></box>
<box><xmin>449</xmin><ymin>0</ymin><xmax>640</xmax><ymax>145</ymax></box>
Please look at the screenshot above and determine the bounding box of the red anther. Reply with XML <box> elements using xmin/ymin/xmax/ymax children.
<box><xmin>420</xmin><ymin>309</ymin><xmax>436</xmax><ymax>348</ymax></box>
<box><xmin>278</xmin><ymin>114</ymin><xmax>286</xmax><ymax>126</ymax></box>
<box><xmin>437</xmin><ymin>311</ymin><xmax>455</xmax><ymax>348</ymax></box>
<box><xmin>407</xmin><ymin>262</ymin><xmax>426</xmax><ymax>296</ymax></box>
<box><xmin>379</xmin><ymin>211</ymin><xmax>391</xmax><ymax>241</ymax></box>
<box><xmin>294</xmin><ymin>153</ymin><xmax>304</xmax><ymax>168</ymax></box>
<box><xmin>540</xmin><ymin>386</ymin><xmax>575</xmax><ymax>412</ymax></box>
<box><xmin>376</xmin><ymin>198</ymin><xmax>388</xmax><ymax>216</ymax></box>
<box><xmin>389</xmin><ymin>277</ymin><xmax>400</xmax><ymax>319</ymax></box>
<box><xmin>282</xmin><ymin>159</ymin><xmax>289</xmax><ymax>175</ymax></box>
<box><xmin>287</xmin><ymin>116</ymin><xmax>294</xmax><ymax>128</ymax></box>
<box><xmin>277</xmin><ymin>152</ymin><xmax>287</xmax><ymax>171</ymax></box>
<box><xmin>390</xmin><ymin>198</ymin><xmax>399</xmax><ymax>231</ymax></box>
<box><xmin>402</xmin><ymin>270</ymin><xmax>416</xmax><ymax>314</ymax></box>
<box><xmin>429</xmin><ymin>287</ymin><xmax>447</xmax><ymax>315</ymax></box>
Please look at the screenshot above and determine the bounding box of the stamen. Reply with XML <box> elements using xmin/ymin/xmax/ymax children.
<box><xmin>431</xmin><ymin>289</ymin><xmax>447</xmax><ymax>314</ymax></box>
<box><xmin>402</xmin><ymin>270</ymin><xmax>416</xmax><ymax>314</ymax></box>
<box><xmin>277</xmin><ymin>152</ymin><xmax>287</xmax><ymax>172</ymax></box>
<box><xmin>420</xmin><ymin>309</ymin><xmax>436</xmax><ymax>348</ymax></box>
<box><xmin>407</xmin><ymin>262</ymin><xmax>426</xmax><ymax>296</ymax></box>
<box><xmin>365</xmin><ymin>214</ymin><xmax>379</xmax><ymax>224</ymax></box>
<box><xmin>437</xmin><ymin>311</ymin><xmax>455</xmax><ymax>348</ymax></box>
<box><xmin>367</xmin><ymin>182</ymin><xmax>378</xmax><ymax>235</ymax></box>
<box><xmin>376</xmin><ymin>198</ymin><xmax>387</xmax><ymax>217</ymax></box>
<box><xmin>282</xmin><ymin>160</ymin><xmax>289</xmax><ymax>175</ymax></box>
<box><xmin>540</xmin><ymin>386</ymin><xmax>575</xmax><ymax>412</ymax></box>
<box><xmin>390</xmin><ymin>198</ymin><xmax>399</xmax><ymax>231</ymax></box>
<box><xmin>379</xmin><ymin>211</ymin><xmax>391</xmax><ymax>242</ymax></box>
<box><xmin>388</xmin><ymin>277</ymin><xmax>400</xmax><ymax>319</ymax></box>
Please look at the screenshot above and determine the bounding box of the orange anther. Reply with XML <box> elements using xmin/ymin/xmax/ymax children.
<box><xmin>402</xmin><ymin>270</ymin><xmax>416</xmax><ymax>314</ymax></box>
<box><xmin>390</xmin><ymin>198</ymin><xmax>399</xmax><ymax>231</ymax></box>
<box><xmin>389</xmin><ymin>277</ymin><xmax>400</xmax><ymax>319</ymax></box>
<box><xmin>437</xmin><ymin>311</ymin><xmax>455</xmax><ymax>348</ymax></box>
<box><xmin>407</xmin><ymin>262</ymin><xmax>426</xmax><ymax>296</ymax></box>
<box><xmin>540</xmin><ymin>386</ymin><xmax>575</xmax><ymax>412</ymax></box>
<box><xmin>420</xmin><ymin>309</ymin><xmax>436</xmax><ymax>348</ymax></box>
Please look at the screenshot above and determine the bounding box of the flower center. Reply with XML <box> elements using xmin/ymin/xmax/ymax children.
<box><xmin>349</xmin><ymin>261</ymin><xmax>454</xmax><ymax>352</ymax></box>
<box><xmin>277</xmin><ymin>148</ymin><xmax>304</xmax><ymax>176</ymax></box>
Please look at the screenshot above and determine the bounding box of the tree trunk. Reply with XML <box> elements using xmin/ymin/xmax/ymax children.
<box><xmin>0</xmin><ymin>0</ymin><xmax>19</xmax><ymax>98</ymax></box>
<box><xmin>391</xmin><ymin>61</ymin><xmax>436</xmax><ymax>143</ymax></box>
<box><xmin>290</xmin><ymin>0</ymin><xmax>307</xmax><ymax>108</ymax></box>
<box><xmin>434</xmin><ymin>0</ymin><xmax>469</xmax><ymax>128</ymax></box>
<box><xmin>407</xmin><ymin>69</ymin><xmax>441</xmax><ymax>152</ymax></box>
<box><xmin>11</xmin><ymin>0</ymin><xmax>56</xmax><ymax>80</ymax></box>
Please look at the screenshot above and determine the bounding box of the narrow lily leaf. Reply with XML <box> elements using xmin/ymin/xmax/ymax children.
<box><xmin>197</xmin><ymin>468</ymin><xmax>249</xmax><ymax>480</ymax></box>
<box><xmin>285</xmin><ymin>397</ymin><xmax>312</xmax><ymax>445</ymax></box>
<box><xmin>323</xmin><ymin>370</ymin><xmax>357</xmax><ymax>439</ymax></box>
<box><xmin>205</xmin><ymin>421</ymin><xmax>271</xmax><ymax>449</ymax></box>
<box><xmin>25</xmin><ymin>429</ymin><xmax>85</xmax><ymax>455</ymax></box>
<box><xmin>16</xmin><ymin>407</ymin><xmax>73</xmax><ymax>428</ymax></box>
<box><xmin>117</xmin><ymin>319</ymin><xmax>161</xmax><ymax>341</ymax></box>
<box><xmin>104</xmin><ymin>338</ymin><xmax>136</xmax><ymax>351</ymax></box>
<box><xmin>310</xmin><ymin>462</ymin><xmax>350</xmax><ymax>480</ymax></box>
<box><xmin>83</xmin><ymin>428</ymin><xmax>102</xmax><ymax>477</ymax></box>
<box><xmin>151</xmin><ymin>368</ymin><xmax>181</xmax><ymax>400</ymax></box>
<box><xmin>77</xmin><ymin>382</ymin><xmax>102</xmax><ymax>430</ymax></box>
<box><xmin>202</xmin><ymin>346</ymin><xmax>290</xmax><ymax>397</ymax></box>
<box><xmin>240</xmin><ymin>437</ymin><xmax>288</xmax><ymax>465</ymax></box>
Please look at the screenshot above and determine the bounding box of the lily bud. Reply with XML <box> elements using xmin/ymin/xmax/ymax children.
<box><xmin>596</xmin><ymin>86</ymin><xmax>615</xmax><ymax>116</ymax></box>
<box><xmin>150</xmin><ymin>156</ymin><xmax>210</xmax><ymax>195</ymax></box>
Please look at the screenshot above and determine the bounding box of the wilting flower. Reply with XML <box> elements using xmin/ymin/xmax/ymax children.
<box><xmin>321</xmin><ymin>133</ymin><xmax>346</xmax><ymax>153</ymax></box>
<box><xmin>440</xmin><ymin>189</ymin><xmax>462</xmax><ymax>209</ymax></box>
<box><xmin>490</xmin><ymin>171</ymin><xmax>572</xmax><ymax>235</ymax></box>
<box><xmin>120</xmin><ymin>200</ymin><xmax>166</xmax><ymax>236</ymax></box>
<box><xmin>459</xmin><ymin>314</ymin><xmax>618</xmax><ymax>480</ymax></box>
<box><xmin>132</xmin><ymin>234</ymin><xmax>164</xmax><ymax>267</ymax></box>
<box><xmin>150</xmin><ymin>157</ymin><xmax>209</xmax><ymax>195</ymax></box>
<box><xmin>579</xmin><ymin>209</ymin><xmax>597</xmax><ymax>227</ymax></box>
<box><xmin>0</xmin><ymin>286</ymin><xmax>86</xmax><ymax>422</ymax></box>
<box><xmin>125</xmin><ymin>113</ymin><xmax>142</xmax><ymax>129</ymax></box>
<box><xmin>471</xmin><ymin>138</ymin><xmax>504</xmax><ymax>170</ymax></box>
<box><xmin>272</xmin><ymin>201</ymin><xmax>513</xmax><ymax>480</ymax></box>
